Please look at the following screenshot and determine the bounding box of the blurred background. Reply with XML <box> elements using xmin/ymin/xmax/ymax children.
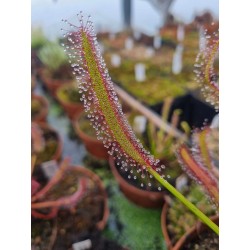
<box><xmin>32</xmin><ymin>0</ymin><xmax>218</xmax><ymax>39</ymax></box>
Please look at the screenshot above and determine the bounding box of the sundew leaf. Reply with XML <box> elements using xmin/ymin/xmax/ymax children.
<box><xmin>61</xmin><ymin>13</ymin><xmax>166</xmax><ymax>190</ymax></box>
<box><xmin>176</xmin><ymin>144</ymin><xmax>219</xmax><ymax>207</ymax></box>
<box><xmin>192</xmin><ymin>127</ymin><xmax>217</xmax><ymax>172</ymax></box>
<box><xmin>194</xmin><ymin>28</ymin><xmax>219</xmax><ymax>110</ymax></box>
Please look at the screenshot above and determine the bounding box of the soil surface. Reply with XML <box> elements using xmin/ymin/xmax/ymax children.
<box><xmin>182</xmin><ymin>230</ymin><xmax>219</xmax><ymax>250</ymax></box>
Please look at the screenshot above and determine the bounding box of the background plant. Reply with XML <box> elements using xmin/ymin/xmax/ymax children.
<box><xmin>31</xmin><ymin>158</ymin><xmax>87</xmax><ymax>219</ymax></box>
<box><xmin>31</xmin><ymin>27</ymin><xmax>49</xmax><ymax>50</ymax></box>
<box><xmin>38</xmin><ymin>41</ymin><xmax>70</xmax><ymax>76</ymax></box>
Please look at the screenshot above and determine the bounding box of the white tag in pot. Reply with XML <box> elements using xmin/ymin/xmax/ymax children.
<box><xmin>135</xmin><ymin>63</ymin><xmax>146</xmax><ymax>82</ymax></box>
<box><xmin>72</xmin><ymin>239</ymin><xmax>92</xmax><ymax>250</ymax></box>
<box><xmin>172</xmin><ymin>44</ymin><xmax>183</xmax><ymax>75</ymax></box>
<box><xmin>41</xmin><ymin>160</ymin><xmax>59</xmax><ymax>180</ymax></box>
<box><xmin>133</xmin><ymin>116</ymin><xmax>147</xmax><ymax>134</ymax></box>
<box><xmin>177</xmin><ymin>24</ymin><xmax>185</xmax><ymax>42</ymax></box>
<box><xmin>111</xmin><ymin>53</ymin><xmax>121</xmax><ymax>67</ymax></box>
<box><xmin>125</xmin><ymin>37</ymin><xmax>134</xmax><ymax>50</ymax></box>
<box><xmin>153</xmin><ymin>35</ymin><xmax>161</xmax><ymax>49</ymax></box>
<box><xmin>176</xmin><ymin>174</ymin><xmax>188</xmax><ymax>191</ymax></box>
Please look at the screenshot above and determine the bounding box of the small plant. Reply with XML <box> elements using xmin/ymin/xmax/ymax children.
<box><xmin>38</xmin><ymin>41</ymin><xmax>72</xmax><ymax>79</ymax></box>
<box><xmin>31</xmin><ymin>95</ymin><xmax>49</xmax><ymax>122</ymax></box>
<box><xmin>57</xmin><ymin>84</ymin><xmax>81</xmax><ymax>103</ymax></box>
<box><xmin>176</xmin><ymin>126</ymin><xmax>219</xmax><ymax>208</ymax></box>
<box><xmin>167</xmin><ymin>183</ymin><xmax>216</xmax><ymax>244</ymax></box>
<box><xmin>61</xmin><ymin>13</ymin><xmax>219</xmax><ymax>234</ymax></box>
<box><xmin>31</xmin><ymin>158</ymin><xmax>87</xmax><ymax>219</ymax></box>
<box><xmin>146</xmin><ymin>99</ymin><xmax>185</xmax><ymax>185</ymax></box>
<box><xmin>31</xmin><ymin>27</ymin><xmax>49</xmax><ymax>50</ymax></box>
<box><xmin>31</xmin><ymin>122</ymin><xmax>62</xmax><ymax>165</ymax></box>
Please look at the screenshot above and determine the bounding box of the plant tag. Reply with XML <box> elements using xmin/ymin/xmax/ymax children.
<box><xmin>111</xmin><ymin>54</ymin><xmax>121</xmax><ymax>67</ymax></box>
<box><xmin>133</xmin><ymin>116</ymin><xmax>147</xmax><ymax>134</ymax></box>
<box><xmin>177</xmin><ymin>25</ymin><xmax>185</xmax><ymax>42</ymax></box>
<box><xmin>72</xmin><ymin>239</ymin><xmax>92</xmax><ymax>250</ymax></box>
<box><xmin>176</xmin><ymin>174</ymin><xmax>188</xmax><ymax>191</ymax></box>
<box><xmin>172</xmin><ymin>44</ymin><xmax>183</xmax><ymax>75</ymax></box>
<box><xmin>41</xmin><ymin>160</ymin><xmax>59</xmax><ymax>180</ymax></box>
<box><xmin>153</xmin><ymin>35</ymin><xmax>161</xmax><ymax>49</ymax></box>
<box><xmin>135</xmin><ymin>63</ymin><xmax>146</xmax><ymax>82</ymax></box>
<box><xmin>125</xmin><ymin>37</ymin><xmax>134</xmax><ymax>50</ymax></box>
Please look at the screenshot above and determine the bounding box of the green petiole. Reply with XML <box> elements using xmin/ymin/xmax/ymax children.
<box><xmin>147</xmin><ymin>167</ymin><xmax>219</xmax><ymax>235</ymax></box>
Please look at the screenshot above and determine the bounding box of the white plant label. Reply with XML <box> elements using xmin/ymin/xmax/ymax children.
<box><xmin>176</xmin><ymin>174</ymin><xmax>188</xmax><ymax>191</ymax></box>
<box><xmin>133</xmin><ymin>116</ymin><xmax>147</xmax><ymax>134</ymax></box>
<box><xmin>125</xmin><ymin>37</ymin><xmax>134</xmax><ymax>50</ymax></box>
<box><xmin>172</xmin><ymin>44</ymin><xmax>183</xmax><ymax>75</ymax></box>
<box><xmin>177</xmin><ymin>25</ymin><xmax>185</xmax><ymax>42</ymax></box>
<box><xmin>153</xmin><ymin>35</ymin><xmax>162</xmax><ymax>49</ymax></box>
<box><xmin>72</xmin><ymin>239</ymin><xmax>92</xmax><ymax>250</ymax></box>
<box><xmin>111</xmin><ymin>54</ymin><xmax>121</xmax><ymax>67</ymax></box>
<box><xmin>135</xmin><ymin>63</ymin><xmax>146</xmax><ymax>82</ymax></box>
<box><xmin>41</xmin><ymin>160</ymin><xmax>59</xmax><ymax>180</ymax></box>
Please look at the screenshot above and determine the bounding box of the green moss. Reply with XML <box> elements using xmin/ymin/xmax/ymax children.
<box><xmin>57</xmin><ymin>85</ymin><xmax>82</xmax><ymax>103</ymax></box>
<box><xmin>104</xmin><ymin>184</ymin><xmax>166</xmax><ymax>250</ymax></box>
<box><xmin>120</xmin><ymin>76</ymin><xmax>185</xmax><ymax>105</ymax></box>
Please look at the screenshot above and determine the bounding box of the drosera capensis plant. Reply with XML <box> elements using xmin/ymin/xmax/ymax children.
<box><xmin>31</xmin><ymin>158</ymin><xmax>87</xmax><ymax>219</ymax></box>
<box><xmin>38</xmin><ymin>41</ymin><xmax>72</xmax><ymax>79</ymax></box>
<box><xmin>176</xmin><ymin>127</ymin><xmax>219</xmax><ymax>208</ymax></box>
<box><xmin>60</xmin><ymin>12</ymin><xmax>219</xmax><ymax>235</ymax></box>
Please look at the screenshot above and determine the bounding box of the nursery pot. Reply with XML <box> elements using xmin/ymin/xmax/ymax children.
<box><xmin>56</xmin><ymin>83</ymin><xmax>83</xmax><ymax>120</ymax></box>
<box><xmin>33</xmin><ymin>122</ymin><xmax>63</xmax><ymax>166</ymax></box>
<box><xmin>39</xmin><ymin>68</ymin><xmax>73</xmax><ymax>98</ymax></box>
<box><xmin>109</xmin><ymin>156</ymin><xmax>165</xmax><ymax>208</ymax></box>
<box><xmin>32</xmin><ymin>164</ymin><xmax>109</xmax><ymax>250</ymax></box>
<box><xmin>31</xmin><ymin>94</ymin><xmax>49</xmax><ymax>123</ymax></box>
<box><xmin>161</xmin><ymin>198</ymin><xmax>219</xmax><ymax>250</ymax></box>
<box><xmin>73</xmin><ymin>111</ymin><xmax>109</xmax><ymax>160</ymax></box>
